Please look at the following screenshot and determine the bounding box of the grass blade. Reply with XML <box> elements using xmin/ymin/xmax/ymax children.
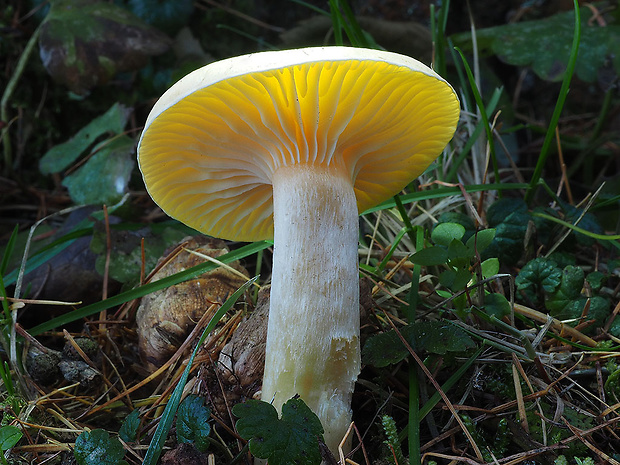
<box><xmin>524</xmin><ymin>0</ymin><xmax>581</xmax><ymax>204</ymax></box>
<box><xmin>454</xmin><ymin>47</ymin><xmax>500</xmax><ymax>186</ymax></box>
<box><xmin>363</xmin><ymin>183</ymin><xmax>528</xmax><ymax>215</ymax></box>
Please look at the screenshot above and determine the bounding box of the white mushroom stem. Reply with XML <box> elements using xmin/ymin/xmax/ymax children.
<box><xmin>262</xmin><ymin>164</ymin><xmax>361</xmax><ymax>454</ymax></box>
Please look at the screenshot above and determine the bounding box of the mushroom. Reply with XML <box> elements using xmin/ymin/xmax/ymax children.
<box><xmin>138</xmin><ymin>46</ymin><xmax>459</xmax><ymax>454</ymax></box>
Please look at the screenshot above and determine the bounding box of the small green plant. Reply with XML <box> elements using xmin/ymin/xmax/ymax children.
<box><xmin>233</xmin><ymin>397</ymin><xmax>325</xmax><ymax>465</ymax></box>
<box><xmin>0</xmin><ymin>425</ymin><xmax>22</xmax><ymax>465</ymax></box>
<box><xmin>555</xmin><ymin>455</ymin><xmax>596</xmax><ymax>465</ymax></box>
<box><xmin>459</xmin><ymin>415</ymin><xmax>509</xmax><ymax>463</ymax></box>
<box><xmin>413</xmin><ymin>221</ymin><xmax>497</xmax><ymax>291</ymax></box>
<box><xmin>516</xmin><ymin>257</ymin><xmax>611</xmax><ymax>333</ymax></box>
<box><xmin>0</xmin><ymin>361</ymin><xmax>22</xmax><ymax>420</ymax></box>
<box><xmin>381</xmin><ymin>415</ymin><xmax>407</xmax><ymax>465</ymax></box>
<box><xmin>409</xmin><ymin>219</ymin><xmax>508</xmax><ymax>319</ymax></box>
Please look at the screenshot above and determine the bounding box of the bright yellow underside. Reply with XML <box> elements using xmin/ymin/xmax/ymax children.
<box><xmin>138</xmin><ymin>58</ymin><xmax>459</xmax><ymax>241</ymax></box>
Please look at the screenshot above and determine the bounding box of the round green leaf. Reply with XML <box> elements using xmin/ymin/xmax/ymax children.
<box><xmin>432</xmin><ymin>222</ymin><xmax>466</xmax><ymax>246</ymax></box>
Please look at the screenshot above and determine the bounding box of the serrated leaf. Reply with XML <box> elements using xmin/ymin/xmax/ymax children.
<box><xmin>410</xmin><ymin>246</ymin><xmax>448</xmax><ymax>266</ymax></box>
<box><xmin>62</xmin><ymin>135</ymin><xmax>135</xmax><ymax>205</ymax></box>
<box><xmin>39</xmin><ymin>0</ymin><xmax>170</xmax><ymax>94</ymax></box>
<box><xmin>177</xmin><ymin>395</ymin><xmax>211</xmax><ymax>452</ymax></box>
<box><xmin>516</xmin><ymin>257</ymin><xmax>562</xmax><ymax>302</ymax></box>
<box><xmin>432</xmin><ymin>222</ymin><xmax>465</xmax><ymax>247</ymax></box>
<box><xmin>39</xmin><ymin>103</ymin><xmax>131</xmax><ymax>174</ymax></box>
<box><xmin>74</xmin><ymin>429</ymin><xmax>125</xmax><ymax>465</ymax></box>
<box><xmin>119</xmin><ymin>410</ymin><xmax>140</xmax><ymax>443</ymax></box>
<box><xmin>546</xmin><ymin>265</ymin><xmax>585</xmax><ymax>314</ymax></box>
<box><xmin>482</xmin><ymin>209</ymin><xmax>531</xmax><ymax>265</ymax></box>
<box><xmin>233</xmin><ymin>398</ymin><xmax>324</xmax><ymax>465</ymax></box>
<box><xmin>0</xmin><ymin>425</ymin><xmax>22</xmax><ymax>450</ymax></box>
<box><xmin>453</xmin><ymin>7</ymin><xmax>620</xmax><ymax>83</ymax></box>
<box><xmin>544</xmin><ymin>265</ymin><xmax>612</xmax><ymax>333</ymax></box>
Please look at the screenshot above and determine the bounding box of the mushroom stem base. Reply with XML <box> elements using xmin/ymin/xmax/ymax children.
<box><xmin>262</xmin><ymin>164</ymin><xmax>361</xmax><ymax>455</ymax></box>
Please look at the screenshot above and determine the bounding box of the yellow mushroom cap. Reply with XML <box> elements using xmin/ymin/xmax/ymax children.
<box><xmin>138</xmin><ymin>46</ymin><xmax>460</xmax><ymax>241</ymax></box>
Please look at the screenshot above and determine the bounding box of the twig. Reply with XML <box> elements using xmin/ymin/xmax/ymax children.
<box><xmin>513</xmin><ymin>303</ymin><xmax>598</xmax><ymax>347</ymax></box>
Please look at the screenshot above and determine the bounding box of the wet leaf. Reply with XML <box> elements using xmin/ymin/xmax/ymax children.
<box><xmin>545</xmin><ymin>265</ymin><xmax>585</xmax><ymax>314</ymax></box>
<box><xmin>233</xmin><ymin>398</ymin><xmax>324</xmax><ymax>465</ymax></box>
<box><xmin>39</xmin><ymin>103</ymin><xmax>131</xmax><ymax>174</ymax></box>
<box><xmin>177</xmin><ymin>395</ymin><xmax>211</xmax><ymax>452</ymax></box>
<box><xmin>39</xmin><ymin>0</ymin><xmax>170</xmax><ymax>94</ymax></box>
<box><xmin>62</xmin><ymin>135</ymin><xmax>135</xmax><ymax>205</ymax></box>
